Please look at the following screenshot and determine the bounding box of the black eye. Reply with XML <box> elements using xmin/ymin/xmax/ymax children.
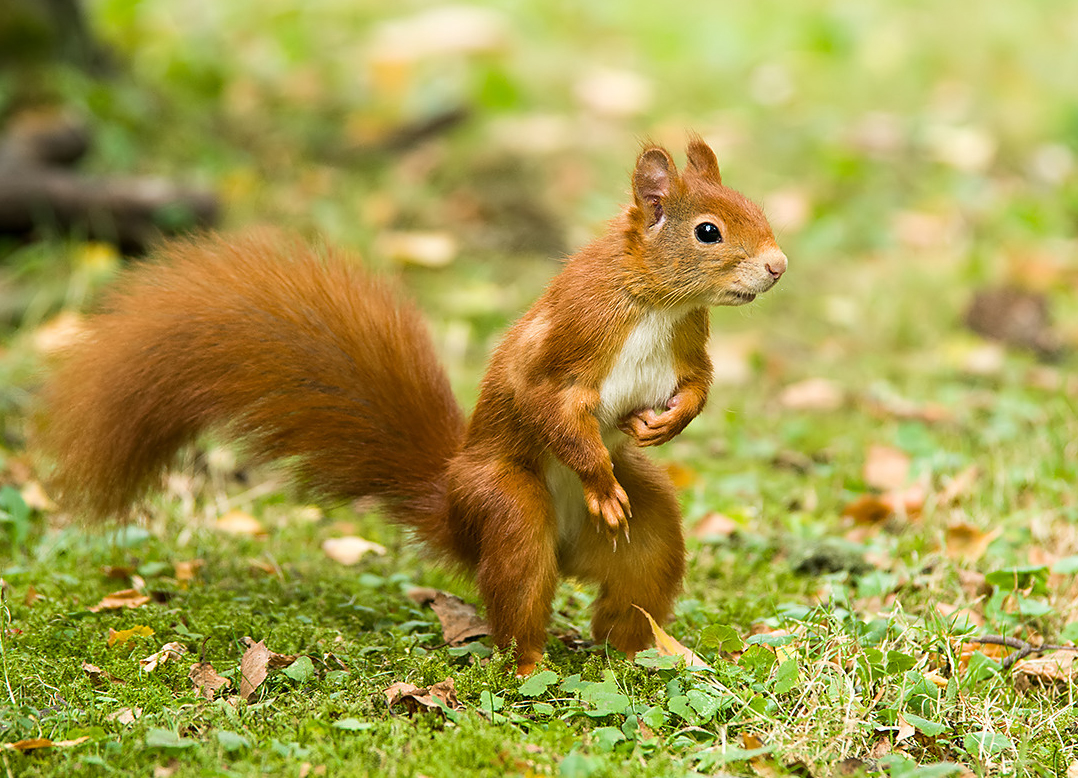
<box><xmin>695</xmin><ymin>222</ymin><xmax>722</xmax><ymax>244</ymax></box>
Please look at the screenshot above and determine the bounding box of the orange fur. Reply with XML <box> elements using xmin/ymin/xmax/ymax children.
<box><xmin>38</xmin><ymin>139</ymin><xmax>786</xmax><ymax>673</ymax></box>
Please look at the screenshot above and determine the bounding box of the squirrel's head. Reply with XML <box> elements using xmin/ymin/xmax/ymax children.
<box><xmin>625</xmin><ymin>135</ymin><xmax>786</xmax><ymax>309</ymax></box>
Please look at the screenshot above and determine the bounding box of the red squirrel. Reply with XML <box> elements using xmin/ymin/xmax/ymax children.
<box><xmin>40</xmin><ymin>137</ymin><xmax>786</xmax><ymax>674</ymax></box>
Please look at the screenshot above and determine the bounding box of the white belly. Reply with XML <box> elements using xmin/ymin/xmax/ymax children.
<box><xmin>596</xmin><ymin>307</ymin><xmax>682</xmax><ymax>428</ymax></box>
<box><xmin>549</xmin><ymin>307</ymin><xmax>685</xmax><ymax>546</ymax></box>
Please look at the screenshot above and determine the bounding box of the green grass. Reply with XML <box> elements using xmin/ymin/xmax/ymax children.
<box><xmin>2</xmin><ymin>0</ymin><xmax>1078</xmax><ymax>775</ymax></box>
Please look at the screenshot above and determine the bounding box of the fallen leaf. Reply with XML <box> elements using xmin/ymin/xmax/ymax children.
<box><xmin>896</xmin><ymin>715</ymin><xmax>916</xmax><ymax>743</ymax></box>
<box><xmin>377</xmin><ymin>231</ymin><xmax>458</xmax><ymax>268</ymax></box>
<box><xmin>937</xmin><ymin>465</ymin><xmax>979</xmax><ymax>506</ymax></box>
<box><xmin>322</xmin><ymin>536</ymin><xmax>387</xmax><ymax>566</ymax></box>
<box><xmin>238</xmin><ymin>639</ymin><xmax>270</xmax><ymax>702</ymax></box>
<box><xmin>189</xmin><ymin>662</ymin><xmax>231</xmax><ymax>700</ymax></box>
<box><xmin>90</xmin><ymin>588</ymin><xmax>151</xmax><ymax>612</ymax></box>
<box><xmin>107</xmin><ymin>707</ymin><xmax>142</xmax><ymax>725</ymax></box>
<box><xmin>691</xmin><ymin>512</ymin><xmax>739</xmax><ymax>539</ymax></box>
<box><xmin>574</xmin><ymin>67</ymin><xmax>653</xmax><ymax>118</ymax></box>
<box><xmin>32</xmin><ymin>311</ymin><xmax>85</xmax><ymax>354</ymax></box>
<box><xmin>140</xmin><ymin>642</ymin><xmax>187</xmax><ymax>672</ymax></box>
<box><xmin>19</xmin><ymin>481</ymin><xmax>56</xmax><ymax>512</ymax></box>
<box><xmin>173</xmin><ymin>559</ymin><xmax>204</xmax><ymax>585</ymax></box>
<box><xmin>428</xmin><ymin>592</ymin><xmax>490</xmax><ymax>645</ymax></box>
<box><xmin>247</xmin><ymin>558</ymin><xmax>280</xmax><ymax>577</ymax></box>
<box><xmin>945</xmin><ymin>523</ymin><xmax>1002</xmax><ymax>562</ymax></box>
<box><xmin>239</xmin><ymin>636</ymin><xmax>299</xmax><ymax>670</ymax></box>
<box><xmin>2</xmin><ymin>736</ymin><xmax>89</xmax><ymax>752</ymax></box>
<box><xmin>405</xmin><ymin>587</ymin><xmax>440</xmax><ymax>606</ymax></box>
<box><xmin>214</xmin><ymin>510</ymin><xmax>266</xmax><ymax>537</ymax></box>
<box><xmin>633</xmin><ymin>605</ymin><xmax>709</xmax><ymax>669</ymax></box>
<box><xmin>863</xmin><ymin>445</ymin><xmax>911</xmax><ymax>491</ymax></box>
<box><xmin>107</xmin><ymin>625</ymin><xmax>155</xmax><ymax>647</ymax></box>
<box><xmin>102</xmin><ymin>565</ymin><xmax>135</xmax><ymax>579</ymax></box>
<box><xmin>384</xmin><ymin>676</ymin><xmax>462</xmax><ymax>715</ymax></box>
<box><xmin>778</xmin><ymin>378</ymin><xmax>844</xmax><ymax>411</ymax></box>
<box><xmin>82</xmin><ymin>661</ymin><xmax>125</xmax><ymax>686</ymax></box>
<box><xmin>23</xmin><ymin>585</ymin><xmax>42</xmax><ymax>607</ymax></box>
<box><xmin>1013</xmin><ymin>651</ymin><xmax>1078</xmax><ymax>684</ymax></box>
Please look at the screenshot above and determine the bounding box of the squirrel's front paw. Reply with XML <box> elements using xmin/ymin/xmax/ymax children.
<box><xmin>619</xmin><ymin>407</ymin><xmax>686</xmax><ymax>447</ymax></box>
<box><xmin>584</xmin><ymin>481</ymin><xmax>631</xmax><ymax>550</ymax></box>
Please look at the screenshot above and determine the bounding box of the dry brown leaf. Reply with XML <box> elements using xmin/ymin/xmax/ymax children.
<box><xmin>945</xmin><ymin>522</ymin><xmax>1002</xmax><ymax>562</ymax></box>
<box><xmin>23</xmin><ymin>585</ymin><xmax>42</xmax><ymax>607</ymax></box>
<box><xmin>322</xmin><ymin>536</ymin><xmax>388</xmax><ymax>566</ymax></box>
<box><xmin>107</xmin><ymin>707</ymin><xmax>141</xmax><ymax>725</ymax></box>
<box><xmin>1013</xmin><ymin>651</ymin><xmax>1078</xmax><ymax>684</ymax></box>
<box><xmin>937</xmin><ymin>465</ymin><xmax>980</xmax><ymax>506</ymax></box>
<box><xmin>214</xmin><ymin>510</ymin><xmax>266</xmax><ymax>537</ymax></box>
<box><xmin>189</xmin><ymin>662</ymin><xmax>231</xmax><ymax>700</ymax></box>
<box><xmin>82</xmin><ymin>661</ymin><xmax>125</xmax><ymax>686</ymax></box>
<box><xmin>173</xmin><ymin>559</ymin><xmax>204</xmax><ymax>584</ymax></box>
<box><xmin>102</xmin><ymin>565</ymin><xmax>135</xmax><ymax>579</ymax></box>
<box><xmin>247</xmin><ymin>558</ymin><xmax>280</xmax><ymax>577</ymax></box>
<box><xmin>32</xmin><ymin>311</ymin><xmax>85</xmax><ymax>354</ymax></box>
<box><xmin>691</xmin><ymin>512</ymin><xmax>739</xmax><ymax>539</ymax></box>
<box><xmin>238</xmin><ymin>639</ymin><xmax>270</xmax><ymax>702</ymax></box>
<box><xmin>842</xmin><ymin>495</ymin><xmax>894</xmax><ymax>526</ymax></box>
<box><xmin>633</xmin><ymin>605</ymin><xmax>709</xmax><ymax>669</ymax></box>
<box><xmin>406</xmin><ymin>587</ymin><xmax>440</xmax><ymax>606</ymax></box>
<box><xmin>778</xmin><ymin>378</ymin><xmax>844</xmax><ymax>411</ymax></box>
<box><xmin>107</xmin><ymin>625</ymin><xmax>155</xmax><ymax>647</ymax></box>
<box><xmin>20</xmin><ymin>481</ymin><xmax>56</xmax><ymax>512</ymax></box>
<box><xmin>377</xmin><ymin>231</ymin><xmax>458</xmax><ymax>268</ymax></box>
<box><xmin>429</xmin><ymin>592</ymin><xmax>490</xmax><ymax>645</ymax></box>
<box><xmin>140</xmin><ymin>642</ymin><xmax>187</xmax><ymax>672</ymax></box>
<box><xmin>896</xmin><ymin>714</ymin><xmax>916</xmax><ymax>743</ymax></box>
<box><xmin>863</xmin><ymin>445</ymin><xmax>911</xmax><ymax>491</ymax></box>
<box><xmin>384</xmin><ymin>677</ymin><xmax>462</xmax><ymax>715</ymax></box>
<box><xmin>90</xmin><ymin>588</ymin><xmax>151</xmax><ymax>613</ymax></box>
<box><xmin>2</xmin><ymin>736</ymin><xmax>89</xmax><ymax>752</ymax></box>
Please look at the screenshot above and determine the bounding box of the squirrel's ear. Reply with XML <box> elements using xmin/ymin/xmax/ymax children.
<box><xmin>632</xmin><ymin>147</ymin><xmax>676</xmax><ymax>227</ymax></box>
<box><xmin>685</xmin><ymin>136</ymin><xmax>722</xmax><ymax>185</ymax></box>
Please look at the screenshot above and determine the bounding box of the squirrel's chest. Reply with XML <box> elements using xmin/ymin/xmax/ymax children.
<box><xmin>595</xmin><ymin>309</ymin><xmax>682</xmax><ymax>429</ymax></box>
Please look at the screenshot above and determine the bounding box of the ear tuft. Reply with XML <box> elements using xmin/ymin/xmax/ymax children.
<box><xmin>685</xmin><ymin>134</ymin><xmax>722</xmax><ymax>185</ymax></box>
<box><xmin>632</xmin><ymin>147</ymin><xmax>676</xmax><ymax>227</ymax></box>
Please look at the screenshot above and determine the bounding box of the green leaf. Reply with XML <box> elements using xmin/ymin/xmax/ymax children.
<box><xmin>518</xmin><ymin>669</ymin><xmax>559</xmax><ymax>697</ymax></box>
<box><xmin>963</xmin><ymin>731</ymin><xmax>1013</xmax><ymax>756</ymax></box>
<box><xmin>739</xmin><ymin>644</ymin><xmax>777</xmax><ymax>682</ymax></box>
<box><xmin>903</xmin><ymin>713</ymin><xmax>947</xmax><ymax>736</ymax></box>
<box><xmin>144</xmin><ymin>729</ymin><xmax>196</xmax><ymax>750</ymax></box>
<box><xmin>216</xmin><ymin>730</ymin><xmax>250</xmax><ymax>752</ymax></box>
<box><xmin>283</xmin><ymin>656</ymin><xmax>316</xmax><ymax>683</ymax></box>
<box><xmin>884</xmin><ymin>650</ymin><xmax>917</xmax><ymax>675</ymax></box>
<box><xmin>560</xmin><ymin>749</ymin><xmax>598</xmax><ymax>778</ymax></box>
<box><xmin>985</xmin><ymin>566</ymin><xmax>1048</xmax><ymax>594</ymax></box>
<box><xmin>700</xmin><ymin>624</ymin><xmax>744</xmax><ymax>653</ymax></box>
<box><xmin>772</xmin><ymin>658</ymin><xmax>799</xmax><ymax>694</ymax></box>
<box><xmin>579</xmin><ymin>678</ymin><xmax>631</xmax><ymax>717</ymax></box>
<box><xmin>590</xmin><ymin>726</ymin><xmax>626</xmax><ymax>752</ymax></box>
<box><xmin>1051</xmin><ymin>555</ymin><xmax>1078</xmax><ymax>575</ymax></box>
<box><xmin>666</xmin><ymin>694</ymin><xmax>695</xmax><ymax>722</ymax></box>
<box><xmin>634</xmin><ymin>648</ymin><xmax>683</xmax><ymax>669</ymax></box>
<box><xmin>1015</xmin><ymin>592</ymin><xmax>1052</xmax><ymax>617</ymax></box>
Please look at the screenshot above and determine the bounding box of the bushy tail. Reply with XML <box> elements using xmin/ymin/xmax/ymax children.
<box><xmin>38</xmin><ymin>230</ymin><xmax>466</xmax><ymax>557</ymax></box>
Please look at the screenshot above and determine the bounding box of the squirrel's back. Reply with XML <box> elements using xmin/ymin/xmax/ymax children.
<box><xmin>39</xmin><ymin>231</ymin><xmax>467</xmax><ymax>559</ymax></box>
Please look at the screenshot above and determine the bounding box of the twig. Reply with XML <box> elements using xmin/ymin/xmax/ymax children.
<box><xmin>969</xmin><ymin>635</ymin><xmax>1078</xmax><ymax>671</ymax></box>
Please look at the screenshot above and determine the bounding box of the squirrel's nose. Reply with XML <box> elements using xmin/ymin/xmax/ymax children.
<box><xmin>763</xmin><ymin>251</ymin><xmax>787</xmax><ymax>280</ymax></box>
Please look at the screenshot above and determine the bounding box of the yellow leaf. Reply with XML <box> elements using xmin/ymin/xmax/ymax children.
<box><xmin>107</xmin><ymin>625</ymin><xmax>155</xmax><ymax>647</ymax></box>
<box><xmin>633</xmin><ymin>605</ymin><xmax>709</xmax><ymax>669</ymax></box>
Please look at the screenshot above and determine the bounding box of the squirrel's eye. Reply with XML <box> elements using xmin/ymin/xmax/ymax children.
<box><xmin>694</xmin><ymin>222</ymin><xmax>722</xmax><ymax>244</ymax></box>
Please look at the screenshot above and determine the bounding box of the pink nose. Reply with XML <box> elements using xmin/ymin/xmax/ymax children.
<box><xmin>765</xmin><ymin>252</ymin><xmax>787</xmax><ymax>280</ymax></box>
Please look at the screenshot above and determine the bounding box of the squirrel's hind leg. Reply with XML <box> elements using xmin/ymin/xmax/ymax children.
<box><xmin>452</xmin><ymin>457</ymin><xmax>559</xmax><ymax>675</ymax></box>
<box><xmin>564</xmin><ymin>447</ymin><xmax>686</xmax><ymax>658</ymax></box>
